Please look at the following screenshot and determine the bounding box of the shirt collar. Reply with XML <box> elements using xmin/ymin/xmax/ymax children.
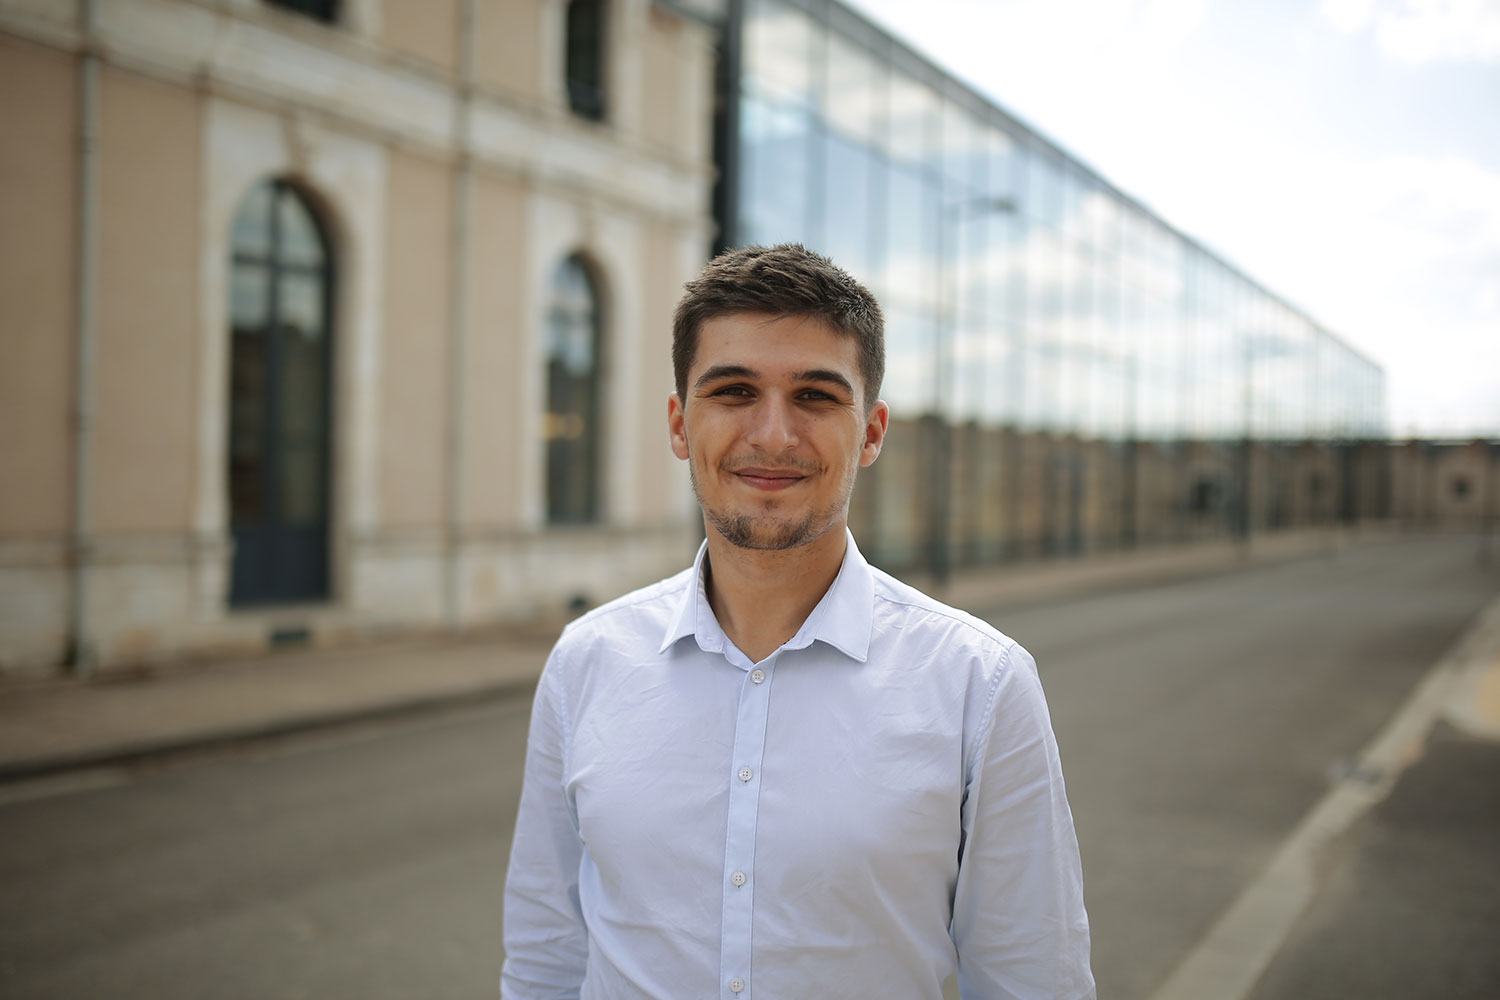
<box><xmin>658</xmin><ymin>528</ymin><xmax>874</xmax><ymax>663</ymax></box>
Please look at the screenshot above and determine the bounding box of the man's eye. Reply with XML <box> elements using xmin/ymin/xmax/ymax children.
<box><xmin>713</xmin><ymin>385</ymin><xmax>752</xmax><ymax>397</ymax></box>
<box><xmin>800</xmin><ymin>390</ymin><xmax>835</xmax><ymax>402</ymax></box>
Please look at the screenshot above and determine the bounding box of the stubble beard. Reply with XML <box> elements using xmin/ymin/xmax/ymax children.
<box><xmin>689</xmin><ymin>459</ymin><xmax>855</xmax><ymax>552</ymax></box>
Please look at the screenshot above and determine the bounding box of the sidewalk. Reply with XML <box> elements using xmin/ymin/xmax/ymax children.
<box><xmin>0</xmin><ymin>525</ymin><xmax>1402</xmax><ymax>783</ymax></box>
<box><xmin>1242</xmin><ymin>595</ymin><xmax>1500</xmax><ymax>1000</ymax></box>
<box><xmin>1153</xmin><ymin>584</ymin><xmax>1500</xmax><ymax>1000</ymax></box>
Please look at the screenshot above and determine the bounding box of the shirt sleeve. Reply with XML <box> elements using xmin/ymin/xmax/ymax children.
<box><xmin>501</xmin><ymin>648</ymin><xmax>588</xmax><ymax>1000</ymax></box>
<box><xmin>951</xmin><ymin>642</ymin><xmax>1096</xmax><ymax>1000</ymax></box>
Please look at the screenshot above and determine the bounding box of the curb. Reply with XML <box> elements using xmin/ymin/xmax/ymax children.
<box><xmin>0</xmin><ymin>676</ymin><xmax>539</xmax><ymax>785</ymax></box>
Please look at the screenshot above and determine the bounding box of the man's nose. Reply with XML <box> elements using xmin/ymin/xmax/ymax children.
<box><xmin>746</xmin><ymin>396</ymin><xmax>799</xmax><ymax>452</ymax></box>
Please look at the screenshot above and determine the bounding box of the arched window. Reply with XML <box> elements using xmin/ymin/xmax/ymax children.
<box><xmin>267</xmin><ymin>0</ymin><xmax>338</xmax><ymax>23</ymax></box>
<box><xmin>545</xmin><ymin>255</ymin><xmax>603</xmax><ymax>524</ymax></box>
<box><xmin>565</xmin><ymin>0</ymin><xmax>607</xmax><ymax>120</ymax></box>
<box><xmin>227</xmin><ymin>179</ymin><xmax>334</xmax><ymax>604</ymax></box>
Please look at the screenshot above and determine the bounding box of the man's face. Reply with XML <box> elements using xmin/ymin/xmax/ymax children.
<box><xmin>667</xmin><ymin>312</ymin><xmax>888</xmax><ymax>551</ymax></box>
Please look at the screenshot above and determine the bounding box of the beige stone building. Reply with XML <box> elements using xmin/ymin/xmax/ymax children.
<box><xmin>1</xmin><ymin>0</ymin><xmax>722</xmax><ymax>673</ymax></box>
<box><xmin>1389</xmin><ymin>441</ymin><xmax>1500</xmax><ymax>529</ymax></box>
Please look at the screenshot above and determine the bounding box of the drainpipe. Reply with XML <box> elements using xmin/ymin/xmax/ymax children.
<box><xmin>67</xmin><ymin>0</ymin><xmax>101</xmax><ymax>676</ymax></box>
<box><xmin>443</xmin><ymin>0</ymin><xmax>477</xmax><ymax>630</ymax></box>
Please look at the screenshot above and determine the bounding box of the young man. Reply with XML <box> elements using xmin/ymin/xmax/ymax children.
<box><xmin>502</xmin><ymin>244</ymin><xmax>1094</xmax><ymax>999</ymax></box>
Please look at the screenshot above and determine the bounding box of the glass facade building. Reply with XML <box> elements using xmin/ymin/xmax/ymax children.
<box><xmin>723</xmin><ymin>0</ymin><xmax>1386</xmax><ymax>570</ymax></box>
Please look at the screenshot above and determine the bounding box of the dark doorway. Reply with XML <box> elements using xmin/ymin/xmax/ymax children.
<box><xmin>227</xmin><ymin>179</ymin><xmax>334</xmax><ymax>605</ymax></box>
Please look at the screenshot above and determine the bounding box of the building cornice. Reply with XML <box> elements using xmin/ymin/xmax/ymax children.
<box><xmin>0</xmin><ymin>0</ymin><xmax>716</xmax><ymax>226</ymax></box>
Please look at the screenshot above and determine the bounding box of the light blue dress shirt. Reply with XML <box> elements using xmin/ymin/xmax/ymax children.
<box><xmin>501</xmin><ymin>531</ymin><xmax>1094</xmax><ymax>999</ymax></box>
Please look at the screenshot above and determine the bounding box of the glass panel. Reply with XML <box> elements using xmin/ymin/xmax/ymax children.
<box><xmin>229</xmin><ymin>255</ymin><xmax>271</xmax><ymax>525</ymax></box>
<box><xmin>982</xmin><ymin>314</ymin><xmax>1020</xmax><ymax>427</ymax></box>
<box><xmin>882</xmin><ymin>304</ymin><xmax>937</xmax><ymax>416</ymax></box>
<box><xmin>229</xmin><ymin>325</ymin><xmax>266</xmax><ymax>524</ymax></box>
<box><xmin>1057</xmin><ymin>242</ymin><xmax>1092</xmax><ymax>435</ymax></box>
<box><xmin>277</xmin><ymin>271</ymin><xmax>328</xmax><ymax>525</ymax></box>
<box><xmin>940</xmin><ymin>99</ymin><xmax>980</xmax><ymax>192</ymax></box>
<box><xmin>738</xmin><ymin>94</ymin><xmax>813</xmax><ymax>246</ymax></box>
<box><xmin>1226</xmin><ymin>273</ymin><xmax>1251</xmax><ymax>440</ymax></box>
<box><xmin>1027</xmin><ymin>150</ymin><xmax>1064</xmax><ymax>230</ymax></box>
<box><xmin>1023</xmin><ymin>222</ymin><xmax>1064</xmax><ymax>430</ymax></box>
<box><xmin>1247</xmin><ymin>297</ymin><xmax>1273</xmax><ymax>439</ymax></box>
<box><xmin>886</xmin><ymin>161</ymin><xmax>941</xmax><ymax>309</ymax></box>
<box><xmin>267</xmin><ymin>0</ymin><xmax>336</xmax><ymax>21</ymax></box>
<box><xmin>822</xmin><ymin>132</ymin><xmax>877</xmax><ymax>283</ymax></box>
<box><xmin>1186</xmin><ymin>257</ymin><xmax>1210</xmax><ymax>440</ymax></box>
<box><xmin>1061</xmin><ymin>167</ymin><xmax>1086</xmax><ymax>247</ymax></box>
<box><xmin>1000</xmin><ymin>203</ymin><xmax>1029</xmax><ymax>427</ymax></box>
<box><xmin>546</xmin><ymin>256</ymin><xmax>601</xmax><ymax>523</ymax></box>
<box><xmin>989</xmin><ymin>127</ymin><xmax>1020</xmax><ymax>204</ymax></box>
<box><xmin>744</xmin><ymin>0</ymin><xmax>815</xmax><ymax>105</ymax></box>
<box><xmin>230</xmin><ymin>181</ymin><xmax>273</xmax><ymax>258</ymax></box>
<box><xmin>279</xmin><ymin>441</ymin><xmax>322</xmax><ymax>526</ymax></box>
<box><xmin>546</xmin><ymin>259</ymin><xmax>597</xmax><ymax>375</ymax></box>
<box><xmin>1275</xmin><ymin>309</ymin><xmax>1308</xmax><ymax>439</ymax></box>
<box><xmin>954</xmin><ymin>212</ymin><xmax>990</xmax><ymax>364</ymax></box>
<box><xmin>566</xmin><ymin>0</ymin><xmax>607</xmax><ymax>119</ymax></box>
<box><xmin>277</xmin><ymin>269</ymin><xmax>324</xmax><ymax>343</ymax></box>
<box><xmin>1094</xmin><ymin>186</ymin><xmax>1122</xmax><ymax>260</ymax></box>
<box><xmin>947</xmin><ymin>175</ymin><xmax>991</xmax><ymax>423</ymax></box>
<box><xmin>231</xmin><ymin>265</ymin><xmax>269</xmax><ymax>332</ymax></box>
<box><xmin>1090</xmin><ymin>254</ymin><xmax>1127</xmax><ymax>440</ymax></box>
<box><xmin>885</xmin><ymin>71</ymin><xmax>936</xmax><ymax>165</ymax></box>
<box><xmin>277</xmin><ymin>191</ymin><xmax>326</xmax><ymax>269</ymax></box>
<box><xmin>974</xmin><ymin>190</ymin><xmax>1018</xmax><ymax>428</ymax></box>
<box><xmin>950</xmin><ymin>307</ymin><xmax>986</xmax><ymax>422</ymax></box>
<box><xmin>825</xmin><ymin>33</ymin><xmax>882</xmax><ymax>141</ymax></box>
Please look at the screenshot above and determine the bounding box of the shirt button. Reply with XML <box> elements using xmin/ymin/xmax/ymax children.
<box><xmin>730</xmin><ymin>870</ymin><xmax>747</xmax><ymax>886</ymax></box>
<box><xmin>750</xmin><ymin>669</ymin><xmax>765</xmax><ymax>684</ymax></box>
<box><xmin>737</xmin><ymin>766</ymin><xmax>753</xmax><ymax>782</ymax></box>
<box><xmin>729</xmin><ymin>977</ymin><xmax>745</xmax><ymax>993</ymax></box>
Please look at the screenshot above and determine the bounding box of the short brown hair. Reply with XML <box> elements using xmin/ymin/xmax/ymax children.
<box><xmin>672</xmin><ymin>243</ymin><xmax>884</xmax><ymax>407</ymax></box>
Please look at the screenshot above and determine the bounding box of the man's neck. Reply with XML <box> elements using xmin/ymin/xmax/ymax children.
<box><xmin>702</xmin><ymin>523</ymin><xmax>848</xmax><ymax>665</ymax></box>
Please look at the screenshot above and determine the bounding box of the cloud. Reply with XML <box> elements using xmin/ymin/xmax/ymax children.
<box><xmin>1320</xmin><ymin>0</ymin><xmax>1375</xmax><ymax>34</ymax></box>
<box><xmin>1236</xmin><ymin>150</ymin><xmax>1500</xmax><ymax>435</ymax></box>
<box><xmin>1320</xmin><ymin>0</ymin><xmax>1500</xmax><ymax>64</ymax></box>
<box><xmin>848</xmin><ymin>0</ymin><xmax>1205</xmax><ymax>106</ymax></box>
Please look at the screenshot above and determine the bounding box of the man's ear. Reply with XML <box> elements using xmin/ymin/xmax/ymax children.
<box><xmin>668</xmin><ymin>392</ymin><xmax>690</xmax><ymax>460</ymax></box>
<box><xmin>859</xmin><ymin>399</ymin><xmax>889</xmax><ymax>468</ymax></box>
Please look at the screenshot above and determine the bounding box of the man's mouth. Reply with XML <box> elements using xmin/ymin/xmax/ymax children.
<box><xmin>730</xmin><ymin>466</ymin><xmax>808</xmax><ymax>491</ymax></box>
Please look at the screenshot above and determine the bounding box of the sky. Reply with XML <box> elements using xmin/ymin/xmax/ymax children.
<box><xmin>844</xmin><ymin>0</ymin><xmax>1500</xmax><ymax>438</ymax></box>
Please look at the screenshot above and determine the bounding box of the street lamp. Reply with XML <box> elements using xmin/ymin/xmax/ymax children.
<box><xmin>925</xmin><ymin>195</ymin><xmax>1017</xmax><ymax>589</ymax></box>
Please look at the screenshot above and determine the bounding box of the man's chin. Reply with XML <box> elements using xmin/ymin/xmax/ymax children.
<box><xmin>706</xmin><ymin>511</ymin><xmax>832</xmax><ymax>551</ymax></box>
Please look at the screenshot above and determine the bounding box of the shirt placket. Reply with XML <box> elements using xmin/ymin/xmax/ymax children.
<box><xmin>719</xmin><ymin>651</ymin><xmax>777</xmax><ymax>999</ymax></box>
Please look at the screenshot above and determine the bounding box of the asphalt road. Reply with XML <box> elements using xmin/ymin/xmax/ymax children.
<box><xmin>0</xmin><ymin>534</ymin><xmax>1495</xmax><ymax>999</ymax></box>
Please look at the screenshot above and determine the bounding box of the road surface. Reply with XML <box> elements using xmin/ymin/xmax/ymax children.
<box><xmin>1</xmin><ymin>533</ymin><xmax>1494</xmax><ymax>998</ymax></box>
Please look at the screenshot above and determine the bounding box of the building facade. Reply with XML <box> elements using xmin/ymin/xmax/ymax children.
<box><xmin>7</xmin><ymin>0</ymin><xmax>1485</xmax><ymax>677</ymax></box>
<box><xmin>1</xmin><ymin>0</ymin><xmax>721</xmax><ymax>672</ymax></box>
<box><xmin>721</xmin><ymin>0</ymin><xmax>1391</xmax><ymax>574</ymax></box>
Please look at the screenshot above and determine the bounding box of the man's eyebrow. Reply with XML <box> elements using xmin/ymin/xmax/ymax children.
<box><xmin>792</xmin><ymin>369</ymin><xmax>856</xmax><ymax>395</ymax></box>
<box><xmin>692</xmin><ymin>364</ymin><xmax>856</xmax><ymax>397</ymax></box>
<box><xmin>693</xmin><ymin>364</ymin><xmax>758</xmax><ymax>390</ymax></box>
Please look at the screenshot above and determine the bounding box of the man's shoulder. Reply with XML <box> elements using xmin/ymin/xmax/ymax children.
<box><xmin>550</xmin><ymin>564</ymin><xmax>695</xmax><ymax>653</ymax></box>
<box><xmin>866</xmin><ymin>564</ymin><xmax>1026</xmax><ymax>664</ymax></box>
